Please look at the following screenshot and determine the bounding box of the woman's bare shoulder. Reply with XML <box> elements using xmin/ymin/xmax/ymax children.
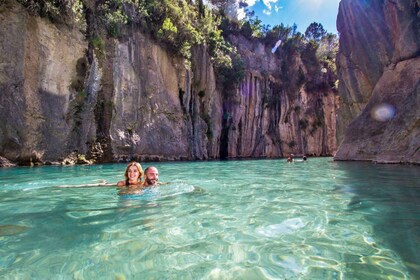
<box><xmin>117</xmin><ymin>180</ymin><xmax>126</xmax><ymax>187</ymax></box>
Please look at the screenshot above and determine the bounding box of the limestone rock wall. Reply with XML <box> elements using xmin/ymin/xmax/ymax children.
<box><xmin>0</xmin><ymin>0</ymin><xmax>338</xmax><ymax>165</ymax></box>
<box><xmin>0</xmin><ymin>1</ymin><xmax>222</xmax><ymax>164</ymax></box>
<box><xmin>335</xmin><ymin>0</ymin><xmax>420</xmax><ymax>163</ymax></box>
<box><xmin>109</xmin><ymin>33</ymin><xmax>222</xmax><ymax>161</ymax></box>
<box><xmin>0</xmin><ymin>1</ymin><xmax>88</xmax><ymax>163</ymax></box>
<box><xmin>221</xmin><ymin>35</ymin><xmax>338</xmax><ymax>159</ymax></box>
<box><xmin>220</xmin><ymin>72</ymin><xmax>338</xmax><ymax>158</ymax></box>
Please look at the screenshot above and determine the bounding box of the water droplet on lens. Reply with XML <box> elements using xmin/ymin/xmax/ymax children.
<box><xmin>371</xmin><ymin>103</ymin><xmax>395</xmax><ymax>122</ymax></box>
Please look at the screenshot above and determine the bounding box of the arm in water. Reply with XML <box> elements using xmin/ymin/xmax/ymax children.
<box><xmin>56</xmin><ymin>180</ymin><xmax>116</xmax><ymax>188</ymax></box>
<box><xmin>58</xmin><ymin>162</ymin><xmax>145</xmax><ymax>188</ymax></box>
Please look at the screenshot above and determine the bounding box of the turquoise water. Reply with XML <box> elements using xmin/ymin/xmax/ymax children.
<box><xmin>0</xmin><ymin>158</ymin><xmax>419</xmax><ymax>279</ymax></box>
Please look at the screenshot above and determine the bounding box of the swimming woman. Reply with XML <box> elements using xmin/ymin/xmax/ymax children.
<box><xmin>57</xmin><ymin>161</ymin><xmax>143</xmax><ymax>189</ymax></box>
<box><xmin>117</xmin><ymin>162</ymin><xmax>144</xmax><ymax>187</ymax></box>
<box><xmin>117</xmin><ymin>162</ymin><xmax>146</xmax><ymax>195</ymax></box>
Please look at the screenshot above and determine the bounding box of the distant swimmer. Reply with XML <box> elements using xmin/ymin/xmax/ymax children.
<box><xmin>294</xmin><ymin>155</ymin><xmax>308</xmax><ymax>163</ymax></box>
<box><xmin>287</xmin><ymin>154</ymin><xmax>294</xmax><ymax>162</ymax></box>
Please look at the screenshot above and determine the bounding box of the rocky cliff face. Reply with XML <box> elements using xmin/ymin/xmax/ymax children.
<box><xmin>0</xmin><ymin>0</ymin><xmax>223</xmax><ymax>163</ymax></box>
<box><xmin>98</xmin><ymin>30</ymin><xmax>338</xmax><ymax>161</ymax></box>
<box><xmin>0</xmin><ymin>1</ymin><xmax>88</xmax><ymax>164</ymax></box>
<box><xmin>220</xmin><ymin>35</ymin><xmax>338</xmax><ymax>159</ymax></box>
<box><xmin>335</xmin><ymin>0</ymin><xmax>420</xmax><ymax>163</ymax></box>
<box><xmin>109</xmin><ymin>34</ymin><xmax>222</xmax><ymax>161</ymax></box>
<box><xmin>0</xmin><ymin>0</ymin><xmax>338</xmax><ymax>165</ymax></box>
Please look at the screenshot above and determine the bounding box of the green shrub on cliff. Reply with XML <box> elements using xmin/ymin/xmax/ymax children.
<box><xmin>16</xmin><ymin>0</ymin><xmax>85</xmax><ymax>26</ymax></box>
<box><xmin>217</xmin><ymin>53</ymin><xmax>245</xmax><ymax>90</ymax></box>
<box><xmin>240</xmin><ymin>13</ymin><xmax>265</xmax><ymax>39</ymax></box>
<box><xmin>92</xmin><ymin>0</ymin><xmax>234</xmax><ymax>70</ymax></box>
<box><xmin>316</xmin><ymin>33</ymin><xmax>338</xmax><ymax>74</ymax></box>
<box><xmin>158</xmin><ymin>17</ymin><xmax>178</xmax><ymax>42</ymax></box>
<box><xmin>15</xmin><ymin>0</ymin><xmax>338</xmax><ymax>93</ymax></box>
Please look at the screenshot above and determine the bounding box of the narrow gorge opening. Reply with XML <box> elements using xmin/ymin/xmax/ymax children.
<box><xmin>219</xmin><ymin>111</ymin><xmax>230</xmax><ymax>159</ymax></box>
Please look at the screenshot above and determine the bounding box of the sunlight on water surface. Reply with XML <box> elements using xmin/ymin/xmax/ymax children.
<box><xmin>0</xmin><ymin>158</ymin><xmax>419</xmax><ymax>279</ymax></box>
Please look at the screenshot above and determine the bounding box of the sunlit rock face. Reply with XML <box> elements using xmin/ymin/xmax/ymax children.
<box><xmin>221</xmin><ymin>35</ymin><xmax>338</xmax><ymax>159</ymax></box>
<box><xmin>110</xmin><ymin>31</ymin><xmax>338</xmax><ymax>161</ymax></box>
<box><xmin>0</xmin><ymin>1</ymin><xmax>88</xmax><ymax>164</ymax></box>
<box><xmin>335</xmin><ymin>0</ymin><xmax>420</xmax><ymax>163</ymax></box>
<box><xmin>110</xmin><ymin>34</ymin><xmax>222</xmax><ymax>161</ymax></box>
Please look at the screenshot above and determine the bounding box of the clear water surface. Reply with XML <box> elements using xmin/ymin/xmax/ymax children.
<box><xmin>0</xmin><ymin>158</ymin><xmax>419</xmax><ymax>279</ymax></box>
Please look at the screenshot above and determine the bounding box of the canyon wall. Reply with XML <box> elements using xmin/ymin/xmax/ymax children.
<box><xmin>335</xmin><ymin>0</ymin><xmax>419</xmax><ymax>163</ymax></box>
<box><xmin>109</xmin><ymin>35</ymin><xmax>222</xmax><ymax>161</ymax></box>
<box><xmin>0</xmin><ymin>0</ymin><xmax>338</xmax><ymax>165</ymax></box>
<box><xmin>221</xmin><ymin>35</ymin><xmax>338</xmax><ymax>159</ymax></box>
<box><xmin>0</xmin><ymin>1</ymin><xmax>88</xmax><ymax>164</ymax></box>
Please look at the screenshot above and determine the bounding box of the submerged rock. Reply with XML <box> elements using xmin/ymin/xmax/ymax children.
<box><xmin>0</xmin><ymin>224</ymin><xmax>29</xmax><ymax>236</ymax></box>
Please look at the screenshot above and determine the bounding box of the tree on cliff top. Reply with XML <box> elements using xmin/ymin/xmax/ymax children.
<box><xmin>304</xmin><ymin>22</ymin><xmax>327</xmax><ymax>42</ymax></box>
<box><xmin>13</xmin><ymin>0</ymin><xmax>337</xmax><ymax>90</ymax></box>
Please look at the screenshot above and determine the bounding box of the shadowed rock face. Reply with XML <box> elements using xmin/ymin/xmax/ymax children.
<box><xmin>0</xmin><ymin>1</ymin><xmax>88</xmax><ymax>164</ymax></box>
<box><xmin>335</xmin><ymin>0</ymin><xmax>420</xmax><ymax>164</ymax></box>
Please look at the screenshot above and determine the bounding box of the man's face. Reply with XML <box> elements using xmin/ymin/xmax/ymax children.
<box><xmin>145</xmin><ymin>167</ymin><xmax>159</xmax><ymax>185</ymax></box>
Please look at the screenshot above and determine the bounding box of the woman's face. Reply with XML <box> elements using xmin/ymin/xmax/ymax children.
<box><xmin>127</xmin><ymin>165</ymin><xmax>140</xmax><ymax>182</ymax></box>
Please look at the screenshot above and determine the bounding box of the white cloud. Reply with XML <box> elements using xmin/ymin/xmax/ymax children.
<box><xmin>237</xmin><ymin>0</ymin><xmax>258</xmax><ymax>20</ymax></box>
<box><xmin>274</xmin><ymin>4</ymin><xmax>282</xmax><ymax>12</ymax></box>
<box><xmin>224</xmin><ymin>0</ymin><xmax>246</xmax><ymax>21</ymax></box>
<box><xmin>244</xmin><ymin>0</ymin><xmax>258</xmax><ymax>7</ymax></box>
<box><xmin>262</xmin><ymin>0</ymin><xmax>278</xmax><ymax>11</ymax></box>
<box><xmin>263</xmin><ymin>9</ymin><xmax>272</xmax><ymax>15</ymax></box>
<box><xmin>232</xmin><ymin>0</ymin><xmax>282</xmax><ymax>20</ymax></box>
<box><xmin>237</xmin><ymin>7</ymin><xmax>246</xmax><ymax>20</ymax></box>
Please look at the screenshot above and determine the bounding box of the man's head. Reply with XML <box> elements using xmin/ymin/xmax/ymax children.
<box><xmin>144</xmin><ymin>166</ymin><xmax>159</xmax><ymax>186</ymax></box>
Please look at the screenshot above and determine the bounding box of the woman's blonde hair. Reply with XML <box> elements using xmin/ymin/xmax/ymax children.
<box><xmin>124</xmin><ymin>162</ymin><xmax>143</xmax><ymax>185</ymax></box>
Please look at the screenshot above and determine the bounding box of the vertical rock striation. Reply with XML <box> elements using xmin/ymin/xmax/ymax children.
<box><xmin>220</xmin><ymin>34</ymin><xmax>338</xmax><ymax>159</ymax></box>
<box><xmin>109</xmin><ymin>32</ymin><xmax>222</xmax><ymax>161</ymax></box>
<box><xmin>335</xmin><ymin>0</ymin><xmax>420</xmax><ymax>163</ymax></box>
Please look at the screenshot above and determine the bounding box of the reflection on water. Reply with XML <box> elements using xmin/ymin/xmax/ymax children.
<box><xmin>0</xmin><ymin>159</ymin><xmax>419</xmax><ymax>279</ymax></box>
<box><xmin>334</xmin><ymin>162</ymin><xmax>420</xmax><ymax>278</ymax></box>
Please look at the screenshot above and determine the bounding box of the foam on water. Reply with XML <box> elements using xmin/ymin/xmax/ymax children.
<box><xmin>256</xmin><ymin>218</ymin><xmax>306</xmax><ymax>237</ymax></box>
